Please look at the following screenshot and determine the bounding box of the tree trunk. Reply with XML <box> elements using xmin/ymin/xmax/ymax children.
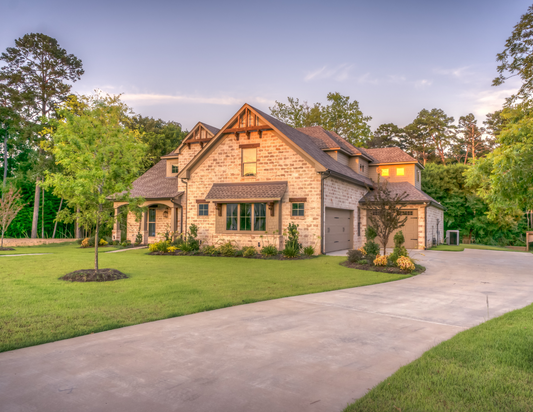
<box><xmin>31</xmin><ymin>179</ymin><xmax>40</xmax><ymax>238</ymax></box>
<box><xmin>94</xmin><ymin>205</ymin><xmax>102</xmax><ymax>273</ymax></box>
<box><xmin>52</xmin><ymin>198</ymin><xmax>63</xmax><ymax>239</ymax></box>
<box><xmin>1</xmin><ymin>230</ymin><xmax>4</xmax><ymax>249</ymax></box>
<box><xmin>2</xmin><ymin>133</ymin><xmax>7</xmax><ymax>192</ymax></box>
<box><xmin>41</xmin><ymin>188</ymin><xmax>45</xmax><ymax>238</ymax></box>
<box><xmin>75</xmin><ymin>207</ymin><xmax>83</xmax><ymax>238</ymax></box>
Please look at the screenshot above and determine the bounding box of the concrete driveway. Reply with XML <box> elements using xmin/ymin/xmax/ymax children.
<box><xmin>1</xmin><ymin>250</ymin><xmax>532</xmax><ymax>412</ymax></box>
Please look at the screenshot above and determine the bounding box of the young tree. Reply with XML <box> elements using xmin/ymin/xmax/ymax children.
<box><xmin>42</xmin><ymin>93</ymin><xmax>147</xmax><ymax>273</ymax></box>
<box><xmin>362</xmin><ymin>178</ymin><xmax>409</xmax><ymax>255</ymax></box>
<box><xmin>0</xmin><ymin>186</ymin><xmax>25</xmax><ymax>249</ymax></box>
<box><xmin>456</xmin><ymin>114</ymin><xmax>487</xmax><ymax>164</ymax></box>
<box><xmin>0</xmin><ymin>33</ymin><xmax>84</xmax><ymax>238</ymax></box>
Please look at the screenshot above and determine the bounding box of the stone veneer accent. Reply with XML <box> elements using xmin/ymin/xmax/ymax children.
<box><xmin>426</xmin><ymin>205</ymin><xmax>445</xmax><ymax>246</ymax></box>
<box><xmin>1</xmin><ymin>238</ymin><xmax>76</xmax><ymax>247</ymax></box>
<box><xmin>185</xmin><ymin>130</ymin><xmax>322</xmax><ymax>250</ymax></box>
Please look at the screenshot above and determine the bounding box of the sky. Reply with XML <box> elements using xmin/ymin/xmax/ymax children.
<box><xmin>1</xmin><ymin>0</ymin><xmax>529</xmax><ymax>131</ymax></box>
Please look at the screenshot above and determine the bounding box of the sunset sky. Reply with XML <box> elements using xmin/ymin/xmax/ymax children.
<box><xmin>2</xmin><ymin>0</ymin><xmax>529</xmax><ymax>131</ymax></box>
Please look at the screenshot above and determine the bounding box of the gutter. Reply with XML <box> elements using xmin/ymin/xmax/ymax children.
<box><xmin>424</xmin><ymin>202</ymin><xmax>429</xmax><ymax>249</ymax></box>
<box><xmin>319</xmin><ymin>170</ymin><xmax>332</xmax><ymax>254</ymax></box>
<box><xmin>181</xmin><ymin>178</ymin><xmax>188</xmax><ymax>235</ymax></box>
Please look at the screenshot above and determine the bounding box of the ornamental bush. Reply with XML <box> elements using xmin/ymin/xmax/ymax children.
<box><xmin>303</xmin><ymin>246</ymin><xmax>315</xmax><ymax>256</ymax></box>
<box><xmin>261</xmin><ymin>244</ymin><xmax>278</xmax><ymax>257</ymax></box>
<box><xmin>364</xmin><ymin>227</ymin><xmax>380</xmax><ymax>256</ymax></box>
<box><xmin>201</xmin><ymin>244</ymin><xmax>219</xmax><ymax>256</ymax></box>
<box><xmin>218</xmin><ymin>240</ymin><xmax>239</xmax><ymax>257</ymax></box>
<box><xmin>168</xmin><ymin>246</ymin><xmax>178</xmax><ymax>253</ymax></box>
<box><xmin>243</xmin><ymin>246</ymin><xmax>257</xmax><ymax>257</ymax></box>
<box><xmin>389</xmin><ymin>230</ymin><xmax>409</xmax><ymax>264</ymax></box>
<box><xmin>282</xmin><ymin>245</ymin><xmax>299</xmax><ymax>258</ymax></box>
<box><xmin>397</xmin><ymin>256</ymin><xmax>415</xmax><ymax>271</ymax></box>
<box><xmin>347</xmin><ymin>249</ymin><xmax>364</xmax><ymax>262</ymax></box>
<box><xmin>373</xmin><ymin>254</ymin><xmax>388</xmax><ymax>266</ymax></box>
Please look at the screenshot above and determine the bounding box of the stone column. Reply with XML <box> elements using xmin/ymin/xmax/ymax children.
<box><xmin>141</xmin><ymin>211</ymin><xmax>149</xmax><ymax>245</ymax></box>
<box><xmin>170</xmin><ymin>207</ymin><xmax>177</xmax><ymax>241</ymax></box>
<box><xmin>112</xmin><ymin>207</ymin><xmax>121</xmax><ymax>242</ymax></box>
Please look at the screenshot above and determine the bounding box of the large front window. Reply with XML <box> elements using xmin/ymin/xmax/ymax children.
<box><xmin>148</xmin><ymin>209</ymin><xmax>156</xmax><ymax>236</ymax></box>
<box><xmin>242</xmin><ymin>148</ymin><xmax>257</xmax><ymax>176</ymax></box>
<box><xmin>227</xmin><ymin>203</ymin><xmax>266</xmax><ymax>231</ymax></box>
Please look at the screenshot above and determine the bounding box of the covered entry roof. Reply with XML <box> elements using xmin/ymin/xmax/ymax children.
<box><xmin>205</xmin><ymin>181</ymin><xmax>287</xmax><ymax>202</ymax></box>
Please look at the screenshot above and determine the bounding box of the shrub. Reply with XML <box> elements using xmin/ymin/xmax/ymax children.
<box><xmin>373</xmin><ymin>254</ymin><xmax>388</xmax><ymax>266</ymax></box>
<box><xmin>149</xmin><ymin>240</ymin><xmax>170</xmax><ymax>253</ymax></box>
<box><xmin>397</xmin><ymin>256</ymin><xmax>415</xmax><ymax>271</ymax></box>
<box><xmin>113</xmin><ymin>240</ymin><xmax>120</xmax><ymax>245</ymax></box>
<box><xmin>234</xmin><ymin>249</ymin><xmax>244</xmax><ymax>257</ymax></box>
<box><xmin>285</xmin><ymin>223</ymin><xmax>302</xmax><ymax>252</ymax></box>
<box><xmin>218</xmin><ymin>240</ymin><xmax>239</xmax><ymax>257</ymax></box>
<box><xmin>76</xmin><ymin>238</ymin><xmax>83</xmax><ymax>245</ymax></box>
<box><xmin>168</xmin><ymin>246</ymin><xmax>178</xmax><ymax>253</ymax></box>
<box><xmin>121</xmin><ymin>239</ymin><xmax>131</xmax><ymax>247</ymax></box>
<box><xmin>358</xmin><ymin>259</ymin><xmax>368</xmax><ymax>265</ymax></box>
<box><xmin>261</xmin><ymin>244</ymin><xmax>278</xmax><ymax>257</ymax></box>
<box><xmin>243</xmin><ymin>246</ymin><xmax>257</xmax><ymax>257</ymax></box>
<box><xmin>148</xmin><ymin>243</ymin><xmax>158</xmax><ymax>252</ymax></box>
<box><xmin>135</xmin><ymin>232</ymin><xmax>143</xmax><ymax>245</ymax></box>
<box><xmin>358</xmin><ymin>247</ymin><xmax>367</xmax><ymax>256</ymax></box>
<box><xmin>81</xmin><ymin>238</ymin><xmax>90</xmax><ymax>248</ymax></box>
<box><xmin>347</xmin><ymin>249</ymin><xmax>363</xmax><ymax>262</ymax></box>
<box><xmin>99</xmin><ymin>239</ymin><xmax>108</xmax><ymax>246</ymax></box>
<box><xmin>282</xmin><ymin>245</ymin><xmax>299</xmax><ymax>258</ymax></box>
<box><xmin>201</xmin><ymin>244</ymin><xmax>218</xmax><ymax>256</ymax></box>
<box><xmin>389</xmin><ymin>230</ymin><xmax>409</xmax><ymax>264</ymax></box>
<box><xmin>364</xmin><ymin>227</ymin><xmax>380</xmax><ymax>256</ymax></box>
<box><xmin>303</xmin><ymin>246</ymin><xmax>315</xmax><ymax>256</ymax></box>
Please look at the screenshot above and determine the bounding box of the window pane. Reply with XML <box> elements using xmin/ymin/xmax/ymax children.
<box><xmin>149</xmin><ymin>223</ymin><xmax>156</xmax><ymax>237</ymax></box>
<box><xmin>199</xmin><ymin>204</ymin><xmax>208</xmax><ymax>216</ymax></box>
<box><xmin>292</xmin><ymin>203</ymin><xmax>304</xmax><ymax>216</ymax></box>
<box><xmin>381</xmin><ymin>169</ymin><xmax>389</xmax><ymax>176</ymax></box>
<box><xmin>397</xmin><ymin>168</ymin><xmax>404</xmax><ymax>176</ymax></box>
<box><xmin>240</xmin><ymin>203</ymin><xmax>251</xmax><ymax>231</ymax></box>
<box><xmin>243</xmin><ymin>163</ymin><xmax>256</xmax><ymax>176</ymax></box>
<box><xmin>171</xmin><ymin>165</ymin><xmax>179</xmax><ymax>173</ymax></box>
<box><xmin>226</xmin><ymin>204</ymin><xmax>238</xmax><ymax>230</ymax></box>
<box><xmin>254</xmin><ymin>203</ymin><xmax>266</xmax><ymax>231</ymax></box>
<box><xmin>149</xmin><ymin>209</ymin><xmax>156</xmax><ymax>222</ymax></box>
<box><xmin>242</xmin><ymin>148</ymin><xmax>256</xmax><ymax>163</ymax></box>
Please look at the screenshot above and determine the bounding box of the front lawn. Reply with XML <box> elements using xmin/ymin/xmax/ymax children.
<box><xmin>429</xmin><ymin>243</ymin><xmax>527</xmax><ymax>252</ymax></box>
<box><xmin>344</xmin><ymin>303</ymin><xmax>533</xmax><ymax>412</ymax></box>
<box><xmin>0</xmin><ymin>243</ymin><xmax>410</xmax><ymax>352</ymax></box>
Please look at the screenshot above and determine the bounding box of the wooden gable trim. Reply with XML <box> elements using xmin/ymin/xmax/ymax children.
<box><xmin>177</xmin><ymin>103</ymin><xmax>323</xmax><ymax>179</ymax></box>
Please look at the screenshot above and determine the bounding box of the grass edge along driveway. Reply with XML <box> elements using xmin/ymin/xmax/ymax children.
<box><xmin>430</xmin><ymin>243</ymin><xmax>530</xmax><ymax>253</ymax></box>
<box><xmin>1</xmin><ymin>243</ymin><xmax>411</xmax><ymax>353</ymax></box>
<box><xmin>344</xmin><ymin>303</ymin><xmax>533</xmax><ymax>412</ymax></box>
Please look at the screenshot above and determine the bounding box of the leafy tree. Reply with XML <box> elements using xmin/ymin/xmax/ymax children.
<box><xmin>128</xmin><ymin>115</ymin><xmax>187</xmax><ymax>170</ymax></box>
<box><xmin>0</xmin><ymin>33</ymin><xmax>84</xmax><ymax>238</ymax></box>
<box><xmin>270</xmin><ymin>92</ymin><xmax>372</xmax><ymax>146</ymax></box>
<box><xmin>466</xmin><ymin>105</ymin><xmax>533</xmax><ymax>222</ymax></box>
<box><xmin>406</xmin><ymin>109</ymin><xmax>455</xmax><ymax>165</ymax></box>
<box><xmin>42</xmin><ymin>93</ymin><xmax>147</xmax><ymax>272</ymax></box>
<box><xmin>368</xmin><ymin>123</ymin><xmax>406</xmax><ymax>149</ymax></box>
<box><xmin>455</xmin><ymin>114</ymin><xmax>487</xmax><ymax>164</ymax></box>
<box><xmin>492</xmin><ymin>5</ymin><xmax>533</xmax><ymax>103</ymax></box>
<box><xmin>0</xmin><ymin>186</ymin><xmax>25</xmax><ymax>249</ymax></box>
<box><xmin>363</xmin><ymin>178</ymin><xmax>409</xmax><ymax>255</ymax></box>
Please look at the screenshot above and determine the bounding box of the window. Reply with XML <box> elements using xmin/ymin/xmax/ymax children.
<box><xmin>397</xmin><ymin>167</ymin><xmax>404</xmax><ymax>176</ymax></box>
<box><xmin>254</xmin><ymin>203</ymin><xmax>266</xmax><ymax>231</ymax></box>
<box><xmin>360</xmin><ymin>164</ymin><xmax>365</xmax><ymax>173</ymax></box>
<box><xmin>171</xmin><ymin>165</ymin><xmax>179</xmax><ymax>174</ymax></box>
<box><xmin>148</xmin><ymin>209</ymin><xmax>156</xmax><ymax>237</ymax></box>
<box><xmin>226</xmin><ymin>204</ymin><xmax>238</xmax><ymax>230</ymax></box>
<box><xmin>198</xmin><ymin>204</ymin><xmax>208</xmax><ymax>216</ymax></box>
<box><xmin>292</xmin><ymin>203</ymin><xmax>305</xmax><ymax>216</ymax></box>
<box><xmin>242</xmin><ymin>148</ymin><xmax>257</xmax><ymax>176</ymax></box>
<box><xmin>226</xmin><ymin>203</ymin><xmax>266</xmax><ymax>231</ymax></box>
<box><xmin>381</xmin><ymin>168</ymin><xmax>389</xmax><ymax>176</ymax></box>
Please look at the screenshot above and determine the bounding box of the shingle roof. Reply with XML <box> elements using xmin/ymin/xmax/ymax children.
<box><xmin>296</xmin><ymin>126</ymin><xmax>357</xmax><ymax>155</ymax></box>
<box><xmin>250</xmin><ymin>107</ymin><xmax>375</xmax><ymax>188</ymax></box>
<box><xmin>364</xmin><ymin>147</ymin><xmax>418</xmax><ymax>164</ymax></box>
<box><xmin>125</xmin><ymin>160</ymin><xmax>183</xmax><ymax>199</ymax></box>
<box><xmin>200</xmin><ymin>122</ymin><xmax>220</xmax><ymax>136</ymax></box>
<box><xmin>205</xmin><ymin>181</ymin><xmax>288</xmax><ymax>201</ymax></box>
<box><xmin>359</xmin><ymin>182</ymin><xmax>443</xmax><ymax>209</ymax></box>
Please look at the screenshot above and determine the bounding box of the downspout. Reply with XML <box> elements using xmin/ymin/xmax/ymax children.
<box><xmin>424</xmin><ymin>202</ymin><xmax>429</xmax><ymax>249</ymax></box>
<box><xmin>181</xmin><ymin>178</ymin><xmax>188</xmax><ymax>235</ymax></box>
<box><xmin>320</xmin><ymin>170</ymin><xmax>332</xmax><ymax>254</ymax></box>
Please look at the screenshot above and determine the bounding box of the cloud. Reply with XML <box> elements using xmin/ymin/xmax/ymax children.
<box><xmin>304</xmin><ymin>64</ymin><xmax>353</xmax><ymax>82</ymax></box>
<box><xmin>464</xmin><ymin>87</ymin><xmax>518</xmax><ymax>118</ymax></box>
<box><xmin>433</xmin><ymin>66</ymin><xmax>473</xmax><ymax>79</ymax></box>
<box><xmin>357</xmin><ymin>72</ymin><xmax>380</xmax><ymax>85</ymax></box>
<box><xmin>116</xmin><ymin>93</ymin><xmax>275</xmax><ymax>107</ymax></box>
<box><xmin>386</xmin><ymin>74</ymin><xmax>406</xmax><ymax>83</ymax></box>
<box><xmin>414</xmin><ymin>79</ymin><xmax>433</xmax><ymax>89</ymax></box>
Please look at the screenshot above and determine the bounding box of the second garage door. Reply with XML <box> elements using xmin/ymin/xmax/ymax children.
<box><xmin>325</xmin><ymin>208</ymin><xmax>353</xmax><ymax>253</ymax></box>
<box><xmin>367</xmin><ymin>209</ymin><xmax>419</xmax><ymax>249</ymax></box>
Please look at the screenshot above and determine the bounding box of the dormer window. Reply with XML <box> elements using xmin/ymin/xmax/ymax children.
<box><xmin>381</xmin><ymin>168</ymin><xmax>389</xmax><ymax>177</ymax></box>
<box><xmin>172</xmin><ymin>165</ymin><xmax>179</xmax><ymax>174</ymax></box>
<box><xmin>397</xmin><ymin>167</ymin><xmax>404</xmax><ymax>176</ymax></box>
<box><xmin>360</xmin><ymin>164</ymin><xmax>365</xmax><ymax>173</ymax></box>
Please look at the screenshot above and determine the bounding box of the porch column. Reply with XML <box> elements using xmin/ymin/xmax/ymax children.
<box><xmin>142</xmin><ymin>211</ymin><xmax>149</xmax><ymax>244</ymax></box>
<box><xmin>170</xmin><ymin>207</ymin><xmax>177</xmax><ymax>240</ymax></box>
<box><xmin>112</xmin><ymin>207</ymin><xmax>121</xmax><ymax>242</ymax></box>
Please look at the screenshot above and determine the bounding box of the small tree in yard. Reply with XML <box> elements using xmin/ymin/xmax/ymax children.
<box><xmin>0</xmin><ymin>187</ymin><xmax>25</xmax><ymax>250</ymax></box>
<box><xmin>42</xmin><ymin>93</ymin><xmax>147</xmax><ymax>278</ymax></box>
<box><xmin>363</xmin><ymin>178</ymin><xmax>409</xmax><ymax>255</ymax></box>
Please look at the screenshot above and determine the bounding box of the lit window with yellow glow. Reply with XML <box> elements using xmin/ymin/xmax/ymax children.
<box><xmin>397</xmin><ymin>167</ymin><xmax>404</xmax><ymax>176</ymax></box>
<box><xmin>381</xmin><ymin>168</ymin><xmax>389</xmax><ymax>176</ymax></box>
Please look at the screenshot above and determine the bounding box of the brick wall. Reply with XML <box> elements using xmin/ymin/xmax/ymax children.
<box><xmin>1</xmin><ymin>238</ymin><xmax>76</xmax><ymax>247</ymax></box>
<box><xmin>185</xmin><ymin>130</ymin><xmax>322</xmax><ymax>250</ymax></box>
<box><xmin>426</xmin><ymin>205</ymin><xmax>444</xmax><ymax>246</ymax></box>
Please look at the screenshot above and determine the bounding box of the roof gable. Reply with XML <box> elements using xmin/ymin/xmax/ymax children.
<box><xmin>365</xmin><ymin>147</ymin><xmax>419</xmax><ymax>165</ymax></box>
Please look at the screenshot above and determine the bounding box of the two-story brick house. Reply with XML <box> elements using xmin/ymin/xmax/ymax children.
<box><xmin>112</xmin><ymin>104</ymin><xmax>444</xmax><ymax>253</ymax></box>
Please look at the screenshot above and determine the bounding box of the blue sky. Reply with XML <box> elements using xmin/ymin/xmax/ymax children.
<box><xmin>1</xmin><ymin>0</ymin><xmax>529</xmax><ymax>131</ymax></box>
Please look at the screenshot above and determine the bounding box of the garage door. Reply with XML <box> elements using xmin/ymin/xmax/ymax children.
<box><xmin>325</xmin><ymin>208</ymin><xmax>353</xmax><ymax>253</ymax></box>
<box><xmin>367</xmin><ymin>209</ymin><xmax>418</xmax><ymax>249</ymax></box>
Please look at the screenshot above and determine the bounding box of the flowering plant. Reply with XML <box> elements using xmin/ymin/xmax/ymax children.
<box><xmin>397</xmin><ymin>256</ymin><xmax>415</xmax><ymax>271</ymax></box>
<box><xmin>373</xmin><ymin>254</ymin><xmax>388</xmax><ymax>266</ymax></box>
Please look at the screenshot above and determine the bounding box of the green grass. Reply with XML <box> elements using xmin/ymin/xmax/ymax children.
<box><xmin>0</xmin><ymin>243</ymin><xmax>410</xmax><ymax>352</ymax></box>
<box><xmin>344</xmin><ymin>304</ymin><xmax>533</xmax><ymax>412</ymax></box>
<box><xmin>429</xmin><ymin>243</ymin><xmax>526</xmax><ymax>252</ymax></box>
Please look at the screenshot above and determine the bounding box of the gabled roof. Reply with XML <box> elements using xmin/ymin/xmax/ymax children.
<box><xmin>359</xmin><ymin>181</ymin><xmax>444</xmax><ymax>210</ymax></box>
<box><xmin>163</xmin><ymin>122</ymin><xmax>220</xmax><ymax>158</ymax></box>
<box><xmin>200</xmin><ymin>122</ymin><xmax>220</xmax><ymax>136</ymax></box>
<box><xmin>364</xmin><ymin>147</ymin><xmax>419</xmax><ymax>165</ymax></box>
<box><xmin>122</xmin><ymin>160</ymin><xmax>183</xmax><ymax>200</ymax></box>
<box><xmin>205</xmin><ymin>181</ymin><xmax>288</xmax><ymax>201</ymax></box>
<box><xmin>296</xmin><ymin>126</ymin><xmax>374</xmax><ymax>161</ymax></box>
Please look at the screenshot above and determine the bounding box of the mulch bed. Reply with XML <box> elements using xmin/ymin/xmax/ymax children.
<box><xmin>0</xmin><ymin>247</ymin><xmax>16</xmax><ymax>251</ymax></box>
<box><xmin>148</xmin><ymin>251</ymin><xmax>316</xmax><ymax>260</ymax></box>
<box><xmin>341</xmin><ymin>260</ymin><xmax>426</xmax><ymax>275</ymax></box>
<box><xmin>60</xmin><ymin>268</ymin><xmax>128</xmax><ymax>282</ymax></box>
